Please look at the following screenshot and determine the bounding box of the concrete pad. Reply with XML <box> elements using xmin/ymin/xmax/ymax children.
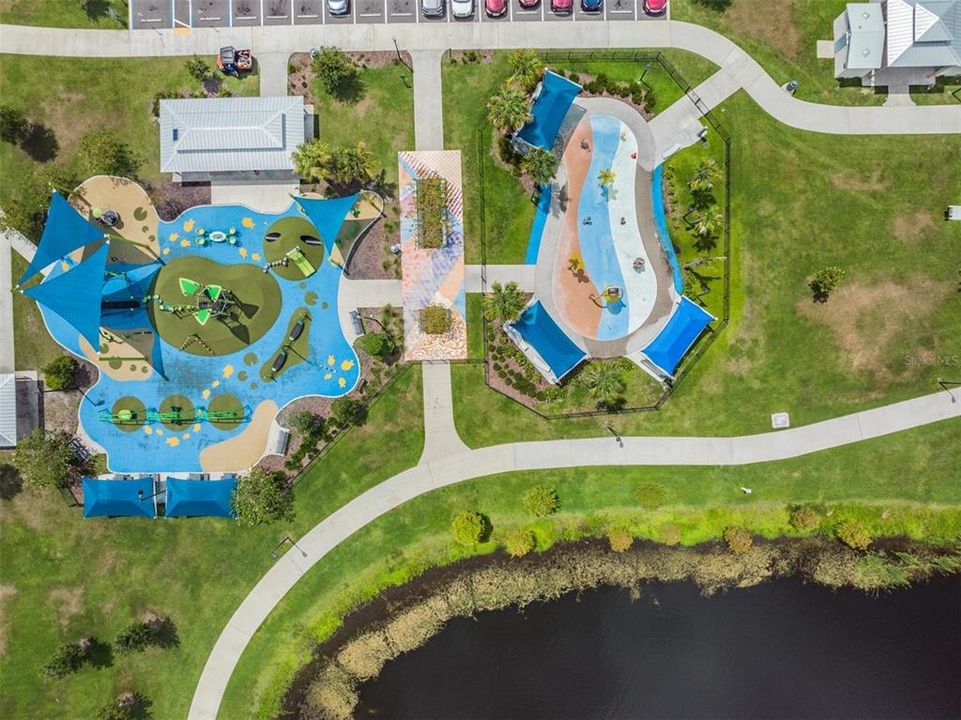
<box><xmin>209</xmin><ymin>179</ymin><xmax>299</xmax><ymax>213</ymax></box>
<box><xmin>816</xmin><ymin>40</ymin><xmax>834</xmax><ymax>60</ymax></box>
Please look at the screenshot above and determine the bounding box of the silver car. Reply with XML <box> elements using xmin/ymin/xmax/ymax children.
<box><xmin>422</xmin><ymin>0</ymin><xmax>445</xmax><ymax>16</ymax></box>
<box><xmin>326</xmin><ymin>0</ymin><xmax>350</xmax><ymax>14</ymax></box>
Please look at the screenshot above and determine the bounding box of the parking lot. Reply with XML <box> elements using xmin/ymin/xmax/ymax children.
<box><xmin>129</xmin><ymin>0</ymin><xmax>668</xmax><ymax>28</ymax></box>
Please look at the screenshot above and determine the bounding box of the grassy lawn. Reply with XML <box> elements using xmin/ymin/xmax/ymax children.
<box><xmin>0</xmin><ymin>368</ymin><xmax>423</xmax><ymax>720</ymax></box>
<box><xmin>10</xmin><ymin>253</ymin><xmax>65</xmax><ymax>371</ymax></box>
<box><xmin>672</xmin><ymin>0</ymin><xmax>960</xmax><ymax>106</ymax></box>
<box><xmin>220</xmin><ymin>415</ymin><xmax>961</xmax><ymax>719</ymax></box>
<box><xmin>0</xmin><ymin>55</ymin><xmax>259</xmax><ymax>234</ymax></box>
<box><xmin>311</xmin><ymin>60</ymin><xmax>414</xmax><ymax>188</ymax></box>
<box><xmin>0</xmin><ymin>0</ymin><xmax>128</xmax><ymax>27</ymax></box>
<box><xmin>452</xmin><ymin>90</ymin><xmax>961</xmax><ymax>447</ymax></box>
<box><xmin>444</xmin><ymin>50</ymin><xmax>718</xmax><ymax>265</ymax></box>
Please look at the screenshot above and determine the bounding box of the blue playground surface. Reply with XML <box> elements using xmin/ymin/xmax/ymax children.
<box><xmin>37</xmin><ymin>199</ymin><xmax>360</xmax><ymax>473</ymax></box>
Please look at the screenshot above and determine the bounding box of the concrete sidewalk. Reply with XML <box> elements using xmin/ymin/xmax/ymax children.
<box><xmin>0</xmin><ymin>232</ymin><xmax>16</xmax><ymax>372</ymax></box>
<box><xmin>189</xmin><ymin>388</ymin><xmax>961</xmax><ymax>720</ymax></box>
<box><xmin>412</xmin><ymin>50</ymin><xmax>445</xmax><ymax>151</ymax></box>
<box><xmin>465</xmin><ymin>264</ymin><xmax>536</xmax><ymax>293</ymax></box>
<box><xmin>2</xmin><ymin>22</ymin><xmax>959</xmax><ymax>135</ymax></box>
<box><xmin>419</xmin><ymin>361</ymin><xmax>470</xmax><ymax>462</ymax></box>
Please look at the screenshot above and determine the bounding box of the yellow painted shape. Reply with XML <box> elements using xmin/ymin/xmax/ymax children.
<box><xmin>166</xmin><ymin>437</ymin><xmax>180</xmax><ymax>447</ymax></box>
<box><xmin>327</xmin><ymin>354</ymin><xmax>335</xmax><ymax>366</ymax></box>
<box><xmin>202</xmin><ymin>389</ymin><xmax>211</xmax><ymax>399</ymax></box>
<box><xmin>156</xmin><ymin>427</ymin><xmax>164</xmax><ymax>436</ymax></box>
<box><xmin>340</xmin><ymin>359</ymin><xmax>354</xmax><ymax>371</ymax></box>
<box><xmin>61</xmin><ymin>261</ymin><xmax>70</xmax><ymax>272</ymax></box>
<box><xmin>169</xmin><ymin>232</ymin><xmax>179</xmax><ymax>242</ymax></box>
<box><xmin>251</xmin><ymin>253</ymin><xmax>261</xmax><ymax>261</ymax></box>
<box><xmin>180</xmin><ymin>239</ymin><xmax>192</xmax><ymax>248</ymax></box>
<box><xmin>193</xmin><ymin>423</ymin><xmax>202</xmax><ymax>432</ymax></box>
<box><xmin>241</xmin><ymin>217</ymin><xmax>255</xmax><ymax>228</ymax></box>
<box><xmin>162</xmin><ymin>248</ymin><xmax>171</xmax><ymax>256</ymax></box>
<box><xmin>143</xmin><ymin>426</ymin><xmax>153</xmax><ymax>435</ymax></box>
<box><xmin>238</xmin><ymin>247</ymin><xmax>248</xmax><ymax>258</ymax></box>
<box><xmin>184</xmin><ymin>219</ymin><xmax>195</xmax><ymax>232</ymax></box>
<box><xmin>212</xmin><ymin>380</ymin><xmax>220</xmax><ymax>388</ymax></box>
<box><xmin>222</xmin><ymin>365</ymin><xmax>234</xmax><ymax>379</ymax></box>
<box><xmin>182</xmin><ymin>433</ymin><xmax>190</xmax><ymax>440</ymax></box>
<box><xmin>324</xmin><ymin>372</ymin><xmax>333</xmax><ymax>381</ymax></box>
<box><xmin>338</xmin><ymin>377</ymin><xmax>347</xmax><ymax>388</ymax></box>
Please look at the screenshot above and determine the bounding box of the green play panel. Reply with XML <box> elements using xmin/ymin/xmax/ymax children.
<box><xmin>207</xmin><ymin>393</ymin><xmax>246</xmax><ymax>431</ymax></box>
<box><xmin>158</xmin><ymin>394</ymin><xmax>195</xmax><ymax>430</ymax></box>
<box><xmin>109</xmin><ymin>396</ymin><xmax>147</xmax><ymax>432</ymax></box>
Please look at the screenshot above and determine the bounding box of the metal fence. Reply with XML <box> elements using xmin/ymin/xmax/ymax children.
<box><xmin>477</xmin><ymin>50</ymin><xmax>733</xmax><ymax>420</ymax></box>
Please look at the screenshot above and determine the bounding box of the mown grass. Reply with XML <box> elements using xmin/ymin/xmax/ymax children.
<box><xmin>444</xmin><ymin>50</ymin><xmax>718</xmax><ymax>265</ymax></box>
<box><xmin>220</xmin><ymin>415</ymin><xmax>961</xmax><ymax>720</ymax></box>
<box><xmin>310</xmin><ymin>60</ymin><xmax>414</xmax><ymax>187</ymax></box>
<box><xmin>0</xmin><ymin>55</ymin><xmax>259</xmax><ymax>226</ymax></box>
<box><xmin>0</xmin><ymin>368</ymin><xmax>423</xmax><ymax>720</ymax></box>
<box><xmin>452</xmin><ymin>90</ymin><xmax>961</xmax><ymax>447</ymax></box>
<box><xmin>10</xmin><ymin>253</ymin><xmax>65</xmax><ymax>370</ymax></box>
<box><xmin>0</xmin><ymin>0</ymin><xmax>128</xmax><ymax>28</ymax></box>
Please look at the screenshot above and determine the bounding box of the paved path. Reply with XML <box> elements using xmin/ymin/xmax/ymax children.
<box><xmin>189</xmin><ymin>387</ymin><xmax>961</xmax><ymax>719</ymax></box>
<box><xmin>0</xmin><ymin>231</ymin><xmax>16</xmax><ymax>372</ymax></box>
<box><xmin>465</xmin><ymin>263</ymin><xmax>536</xmax><ymax>293</ymax></box>
<box><xmin>255</xmin><ymin>52</ymin><xmax>289</xmax><ymax>97</ymax></box>
<box><xmin>337</xmin><ymin>278</ymin><xmax>404</xmax><ymax>343</ymax></box>
<box><xmin>411</xmin><ymin>49</ymin><xmax>445</xmax><ymax>151</ymax></box>
<box><xmin>420</xmin><ymin>361</ymin><xmax>470</xmax><ymax>462</ymax></box>
<box><xmin>2</xmin><ymin>21</ymin><xmax>959</xmax><ymax>135</ymax></box>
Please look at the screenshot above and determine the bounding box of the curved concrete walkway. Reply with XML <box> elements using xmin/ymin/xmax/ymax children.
<box><xmin>189</xmin><ymin>386</ymin><xmax>960</xmax><ymax>719</ymax></box>
<box><xmin>1</xmin><ymin>21</ymin><xmax>959</xmax><ymax>135</ymax></box>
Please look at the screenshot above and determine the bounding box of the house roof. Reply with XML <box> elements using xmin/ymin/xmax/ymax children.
<box><xmin>887</xmin><ymin>0</ymin><xmax>961</xmax><ymax>68</ymax></box>
<box><xmin>845</xmin><ymin>3</ymin><xmax>886</xmax><ymax>70</ymax></box>
<box><xmin>0</xmin><ymin>374</ymin><xmax>16</xmax><ymax>448</ymax></box>
<box><xmin>158</xmin><ymin>96</ymin><xmax>306</xmax><ymax>174</ymax></box>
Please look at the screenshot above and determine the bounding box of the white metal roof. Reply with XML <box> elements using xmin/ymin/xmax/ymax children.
<box><xmin>0</xmin><ymin>374</ymin><xmax>16</xmax><ymax>447</ymax></box>
<box><xmin>887</xmin><ymin>0</ymin><xmax>961</xmax><ymax>68</ymax></box>
<box><xmin>158</xmin><ymin>96</ymin><xmax>305</xmax><ymax>174</ymax></box>
<box><xmin>845</xmin><ymin>3</ymin><xmax>886</xmax><ymax>69</ymax></box>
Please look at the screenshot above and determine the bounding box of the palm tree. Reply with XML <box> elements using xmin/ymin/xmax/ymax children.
<box><xmin>580</xmin><ymin>362</ymin><xmax>626</xmax><ymax>409</ymax></box>
<box><xmin>292</xmin><ymin>140</ymin><xmax>331</xmax><ymax>183</ymax></box>
<box><xmin>507</xmin><ymin>50</ymin><xmax>544</xmax><ymax>92</ymax></box>
<box><xmin>325</xmin><ymin>142</ymin><xmax>374</xmax><ymax>186</ymax></box>
<box><xmin>687</xmin><ymin>159</ymin><xmax>720</xmax><ymax>194</ymax></box>
<box><xmin>691</xmin><ymin>208</ymin><xmax>723</xmax><ymax>239</ymax></box>
<box><xmin>483</xmin><ymin>281</ymin><xmax>527</xmax><ymax>325</ymax></box>
<box><xmin>487</xmin><ymin>84</ymin><xmax>532</xmax><ymax>134</ymax></box>
<box><xmin>521</xmin><ymin>147</ymin><xmax>558</xmax><ymax>186</ymax></box>
<box><xmin>598</xmin><ymin>167</ymin><xmax>616</xmax><ymax>188</ymax></box>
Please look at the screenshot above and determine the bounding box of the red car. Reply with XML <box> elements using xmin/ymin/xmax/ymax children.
<box><xmin>485</xmin><ymin>0</ymin><xmax>507</xmax><ymax>15</ymax></box>
<box><xmin>551</xmin><ymin>0</ymin><xmax>572</xmax><ymax>13</ymax></box>
<box><xmin>644</xmin><ymin>0</ymin><xmax>667</xmax><ymax>15</ymax></box>
<box><xmin>519</xmin><ymin>0</ymin><xmax>540</xmax><ymax>6</ymax></box>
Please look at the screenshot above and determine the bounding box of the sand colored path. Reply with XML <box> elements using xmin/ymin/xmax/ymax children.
<box><xmin>200</xmin><ymin>399</ymin><xmax>277</xmax><ymax>472</ymax></box>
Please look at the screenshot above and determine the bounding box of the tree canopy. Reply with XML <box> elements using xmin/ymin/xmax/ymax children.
<box><xmin>231</xmin><ymin>468</ymin><xmax>294</xmax><ymax>526</ymax></box>
<box><xmin>13</xmin><ymin>429</ymin><xmax>77</xmax><ymax>489</ymax></box>
<box><xmin>487</xmin><ymin>84</ymin><xmax>532</xmax><ymax>134</ymax></box>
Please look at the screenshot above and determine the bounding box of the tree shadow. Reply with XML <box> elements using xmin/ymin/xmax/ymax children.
<box><xmin>693</xmin><ymin>0</ymin><xmax>732</xmax><ymax>10</ymax></box>
<box><xmin>331</xmin><ymin>73</ymin><xmax>366</xmax><ymax>104</ymax></box>
<box><xmin>20</xmin><ymin>123</ymin><xmax>59</xmax><ymax>162</ymax></box>
<box><xmin>0</xmin><ymin>465</ymin><xmax>23</xmax><ymax>500</ymax></box>
<box><xmin>693</xmin><ymin>234</ymin><xmax>718</xmax><ymax>253</ymax></box>
<box><xmin>148</xmin><ymin>616</ymin><xmax>180</xmax><ymax>649</ymax></box>
<box><xmin>82</xmin><ymin>0</ymin><xmax>112</xmax><ymax>20</ymax></box>
<box><xmin>368</xmin><ymin>169</ymin><xmax>397</xmax><ymax>201</ymax></box>
<box><xmin>83</xmin><ymin>637</ymin><xmax>114</xmax><ymax>669</ymax></box>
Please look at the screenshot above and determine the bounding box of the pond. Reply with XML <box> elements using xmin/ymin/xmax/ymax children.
<box><xmin>356</xmin><ymin>576</ymin><xmax>961</xmax><ymax>719</ymax></box>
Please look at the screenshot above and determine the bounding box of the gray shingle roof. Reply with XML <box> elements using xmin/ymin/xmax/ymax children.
<box><xmin>159</xmin><ymin>96</ymin><xmax>306</xmax><ymax>174</ymax></box>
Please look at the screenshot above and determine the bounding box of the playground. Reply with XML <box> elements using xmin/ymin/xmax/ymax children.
<box><xmin>22</xmin><ymin>178</ymin><xmax>377</xmax><ymax>473</ymax></box>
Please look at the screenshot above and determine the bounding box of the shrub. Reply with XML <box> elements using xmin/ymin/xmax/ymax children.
<box><xmin>43</xmin><ymin>355</ymin><xmax>78</xmax><ymax>391</ymax></box>
<box><xmin>416</xmin><ymin>176</ymin><xmax>449</xmax><ymax>248</ymax></box>
<box><xmin>659</xmin><ymin>522</ymin><xmax>682</xmax><ymax>545</ymax></box>
<box><xmin>97</xmin><ymin>691</ymin><xmax>153</xmax><ymax>720</ymax></box>
<box><xmin>809</xmin><ymin>266</ymin><xmax>845</xmax><ymax>303</ymax></box>
<box><xmin>607</xmin><ymin>526</ymin><xmax>633</xmax><ymax>553</ymax></box>
<box><xmin>420</xmin><ymin>305</ymin><xmax>451</xmax><ymax>335</ymax></box>
<box><xmin>312</xmin><ymin>47</ymin><xmax>359</xmax><ymax>97</ymax></box>
<box><xmin>789</xmin><ymin>506</ymin><xmax>821</xmax><ymax>532</ymax></box>
<box><xmin>0</xmin><ymin>104</ymin><xmax>29</xmax><ymax>143</ymax></box>
<box><xmin>231</xmin><ymin>468</ymin><xmax>294</xmax><ymax>526</ymax></box>
<box><xmin>291</xmin><ymin>410</ymin><xmax>326</xmax><ymax>438</ymax></box>
<box><xmin>359</xmin><ymin>332</ymin><xmax>392</xmax><ymax>359</ymax></box>
<box><xmin>450</xmin><ymin>510</ymin><xmax>489</xmax><ymax>546</ymax></box>
<box><xmin>184</xmin><ymin>56</ymin><xmax>213</xmax><ymax>83</ymax></box>
<box><xmin>503</xmin><ymin>528</ymin><xmax>536</xmax><ymax>557</ymax></box>
<box><xmin>836</xmin><ymin>520</ymin><xmax>872</xmax><ymax>551</ymax></box>
<box><xmin>42</xmin><ymin>642</ymin><xmax>86</xmax><ymax>678</ymax></box>
<box><xmin>116</xmin><ymin>617</ymin><xmax>178</xmax><ymax>655</ymax></box>
<box><xmin>723</xmin><ymin>526</ymin><xmax>753</xmax><ymax>555</ymax></box>
<box><xmin>77</xmin><ymin>130</ymin><xmax>142</xmax><ymax>178</ymax></box>
<box><xmin>522</xmin><ymin>486</ymin><xmax>559</xmax><ymax>517</ymax></box>
<box><xmin>13</xmin><ymin>429</ymin><xmax>77</xmax><ymax>489</ymax></box>
<box><xmin>634</xmin><ymin>482</ymin><xmax>667</xmax><ymax>509</ymax></box>
<box><xmin>151</xmin><ymin>90</ymin><xmax>178</xmax><ymax>118</ymax></box>
<box><xmin>330</xmin><ymin>396</ymin><xmax>367</xmax><ymax>429</ymax></box>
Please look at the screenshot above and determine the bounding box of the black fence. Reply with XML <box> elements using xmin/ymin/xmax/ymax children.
<box><xmin>476</xmin><ymin>50</ymin><xmax>732</xmax><ymax>420</ymax></box>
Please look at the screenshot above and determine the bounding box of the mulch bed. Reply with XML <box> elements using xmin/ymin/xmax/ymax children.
<box><xmin>288</xmin><ymin>50</ymin><xmax>413</xmax><ymax>106</ymax></box>
<box><xmin>146</xmin><ymin>182</ymin><xmax>211</xmax><ymax>222</ymax></box>
<box><xmin>345</xmin><ymin>216</ymin><xmax>399</xmax><ymax>280</ymax></box>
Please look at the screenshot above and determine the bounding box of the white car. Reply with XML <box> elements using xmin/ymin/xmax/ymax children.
<box><xmin>326</xmin><ymin>0</ymin><xmax>350</xmax><ymax>15</ymax></box>
<box><xmin>451</xmin><ymin>0</ymin><xmax>474</xmax><ymax>17</ymax></box>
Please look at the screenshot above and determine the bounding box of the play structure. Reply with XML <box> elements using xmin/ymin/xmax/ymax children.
<box><xmin>98</xmin><ymin>404</ymin><xmax>248</xmax><ymax>426</ymax></box>
<box><xmin>148</xmin><ymin>276</ymin><xmax>238</xmax><ymax>327</ymax></box>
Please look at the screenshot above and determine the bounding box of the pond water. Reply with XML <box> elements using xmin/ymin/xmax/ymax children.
<box><xmin>355</xmin><ymin>576</ymin><xmax>961</xmax><ymax>719</ymax></box>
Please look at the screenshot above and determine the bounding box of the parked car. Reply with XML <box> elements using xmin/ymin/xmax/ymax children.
<box><xmin>581</xmin><ymin>0</ymin><xmax>602</xmax><ymax>10</ymax></box>
<box><xmin>422</xmin><ymin>0</ymin><xmax>445</xmax><ymax>16</ymax></box>
<box><xmin>519</xmin><ymin>0</ymin><xmax>540</xmax><ymax>7</ymax></box>
<box><xmin>551</xmin><ymin>0</ymin><xmax>573</xmax><ymax>13</ymax></box>
<box><xmin>485</xmin><ymin>0</ymin><xmax>507</xmax><ymax>16</ymax></box>
<box><xmin>326</xmin><ymin>0</ymin><xmax>350</xmax><ymax>15</ymax></box>
<box><xmin>452</xmin><ymin>0</ymin><xmax>474</xmax><ymax>17</ymax></box>
<box><xmin>643</xmin><ymin>0</ymin><xmax>667</xmax><ymax>15</ymax></box>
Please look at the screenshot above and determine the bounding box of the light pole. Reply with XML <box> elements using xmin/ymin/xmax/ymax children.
<box><xmin>605</xmin><ymin>425</ymin><xmax>623</xmax><ymax>447</ymax></box>
<box><xmin>938</xmin><ymin>379</ymin><xmax>960</xmax><ymax>401</ymax></box>
<box><xmin>271</xmin><ymin>535</ymin><xmax>307</xmax><ymax>560</ymax></box>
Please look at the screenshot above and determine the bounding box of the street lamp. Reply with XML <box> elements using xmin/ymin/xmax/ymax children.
<box><xmin>271</xmin><ymin>535</ymin><xmax>307</xmax><ymax>560</ymax></box>
<box><xmin>605</xmin><ymin>425</ymin><xmax>623</xmax><ymax>447</ymax></box>
<box><xmin>938</xmin><ymin>378</ymin><xmax>960</xmax><ymax>402</ymax></box>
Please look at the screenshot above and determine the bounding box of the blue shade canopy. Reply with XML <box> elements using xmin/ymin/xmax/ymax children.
<box><xmin>18</xmin><ymin>191</ymin><xmax>106</xmax><ymax>285</ymax></box>
<box><xmin>102</xmin><ymin>262</ymin><xmax>161</xmax><ymax>303</ymax></box>
<box><xmin>23</xmin><ymin>242</ymin><xmax>109</xmax><ymax>349</ymax></box>
<box><xmin>82</xmin><ymin>477</ymin><xmax>157</xmax><ymax>518</ymax></box>
<box><xmin>511</xmin><ymin>301</ymin><xmax>586</xmax><ymax>382</ymax></box>
<box><xmin>517</xmin><ymin>71</ymin><xmax>582</xmax><ymax>151</ymax></box>
<box><xmin>165</xmin><ymin>477</ymin><xmax>237</xmax><ymax>518</ymax></box>
<box><xmin>642</xmin><ymin>297</ymin><xmax>715</xmax><ymax>377</ymax></box>
<box><xmin>293</xmin><ymin>193</ymin><xmax>361</xmax><ymax>253</ymax></box>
